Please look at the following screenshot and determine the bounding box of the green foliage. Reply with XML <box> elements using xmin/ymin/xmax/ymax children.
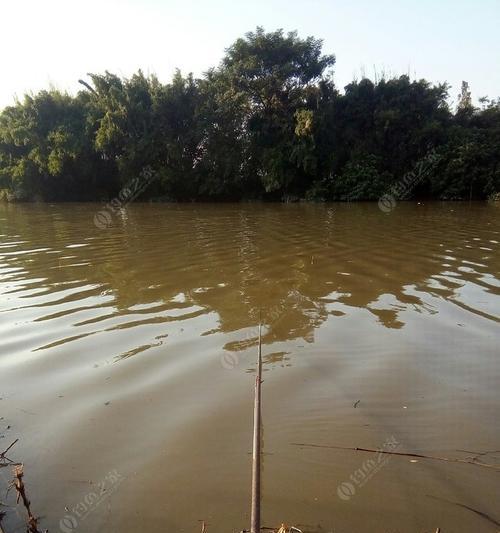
<box><xmin>0</xmin><ymin>28</ymin><xmax>498</xmax><ymax>202</ymax></box>
<box><xmin>0</xmin><ymin>89</ymin><xmax>117</xmax><ymax>200</ymax></box>
<box><xmin>332</xmin><ymin>154</ymin><xmax>392</xmax><ymax>201</ymax></box>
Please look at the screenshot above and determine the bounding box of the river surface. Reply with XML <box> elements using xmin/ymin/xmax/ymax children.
<box><xmin>0</xmin><ymin>202</ymin><xmax>499</xmax><ymax>533</ymax></box>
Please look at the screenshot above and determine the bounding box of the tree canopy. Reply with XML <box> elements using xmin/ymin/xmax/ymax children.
<box><xmin>0</xmin><ymin>28</ymin><xmax>499</xmax><ymax>202</ymax></box>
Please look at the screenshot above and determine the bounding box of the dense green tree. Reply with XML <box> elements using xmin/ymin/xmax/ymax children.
<box><xmin>220</xmin><ymin>27</ymin><xmax>335</xmax><ymax>197</ymax></box>
<box><xmin>0</xmin><ymin>90</ymin><xmax>115</xmax><ymax>200</ymax></box>
<box><xmin>195</xmin><ymin>69</ymin><xmax>253</xmax><ymax>199</ymax></box>
<box><xmin>430</xmin><ymin>99</ymin><xmax>500</xmax><ymax>199</ymax></box>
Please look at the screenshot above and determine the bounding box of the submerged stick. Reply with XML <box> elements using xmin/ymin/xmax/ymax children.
<box><xmin>0</xmin><ymin>439</ymin><xmax>19</xmax><ymax>462</ymax></box>
<box><xmin>291</xmin><ymin>443</ymin><xmax>500</xmax><ymax>470</ymax></box>
<box><xmin>250</xmin><ymin>323</ymin><xmax>262</xmax><ymax>533</ymax></box>
<box><xmin>0</xmin><ymin>439</ymin><xmax>21</xmax><ymax>469</ymax></box>
<box><xmin>12</xmin><ymin>465</ymin><xmax>43</xmax><ymax>533</ymax></box>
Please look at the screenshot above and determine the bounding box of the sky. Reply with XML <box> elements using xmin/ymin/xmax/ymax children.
<box><xmin>1</xmin><ymin>0</ymin><xmax>499</xmax><ymax>109</ymax></box>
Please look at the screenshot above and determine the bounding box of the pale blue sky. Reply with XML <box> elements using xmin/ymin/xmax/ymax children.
<box><xmin>1</xmin><ymin>0</ymin><xmax>499</xmax><ymax>108</ymax></box>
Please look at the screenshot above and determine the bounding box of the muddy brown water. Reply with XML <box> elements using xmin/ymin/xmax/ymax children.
<box><xmin>0</xmin><ymin>202</ymin><xmax>499</xmax><ymax>533</ymax></box>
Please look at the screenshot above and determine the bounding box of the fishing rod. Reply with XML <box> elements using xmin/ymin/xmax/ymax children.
<box><xmin>248</xmin><ymin>322</ymin><xmax>302</xmax><ymax>533</ymax></box>
<box><xmin>250</xmin><ymin>322</ymin><xmax>262</xmax><ymax>533</ymax></box>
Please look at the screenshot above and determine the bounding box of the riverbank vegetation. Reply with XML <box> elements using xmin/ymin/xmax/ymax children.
<box><xmin>0</xmin><ymin>28</ymin><xmax>499</xmax><ymax>202</ymax></box>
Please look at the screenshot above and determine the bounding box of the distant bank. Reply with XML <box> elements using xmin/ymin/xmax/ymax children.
<box><xmin>1</xmin><ymin>28</ymin><xmax>499</xmax><ymax>204</ymax></box>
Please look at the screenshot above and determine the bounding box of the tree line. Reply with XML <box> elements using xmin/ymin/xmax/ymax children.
<box><xmin>0</xmin><ymin>28</ymin><xmax>499</xmax><ymax>202</ymax></box>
